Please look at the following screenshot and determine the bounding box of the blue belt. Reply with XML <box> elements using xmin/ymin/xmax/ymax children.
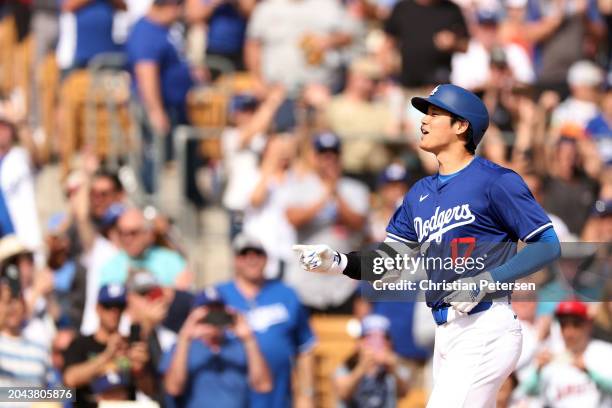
<box><xmin>431</xmin><ymin>301</ymin><xmax>493</xmax><ymax>326</ymax></box>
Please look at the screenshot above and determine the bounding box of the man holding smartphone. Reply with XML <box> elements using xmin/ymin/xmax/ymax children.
<box><xmin>162</xmin><ymin>288</ymin><xmax>273</xmax><ymax>408</ymax></box>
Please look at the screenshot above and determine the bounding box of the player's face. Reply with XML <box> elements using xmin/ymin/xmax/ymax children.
<box><xmin>419</xmin><ymin>105</ymin><xmax>469</xmax><ymax>154</ymax></box>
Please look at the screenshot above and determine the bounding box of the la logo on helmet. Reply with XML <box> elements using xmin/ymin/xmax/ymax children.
<box><xmin>430</xmin><ymin>85</ymin><xmax>440</xmax><ymax>96</ymax></box>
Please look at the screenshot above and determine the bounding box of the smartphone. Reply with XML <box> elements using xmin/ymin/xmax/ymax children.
<box><xmin>202</xmin><ymin>304</ymin><xmax>235</xmax><ymax>327</ymax></box>
<box><xmin>129</xmin><ymin>324</ymin><xmax>142</xmax><ymax>343</ymax></box>
<box><xmin>1</xmin><ymin>264</ymin><xmax>21</xmax><ymax>298</ymax></box>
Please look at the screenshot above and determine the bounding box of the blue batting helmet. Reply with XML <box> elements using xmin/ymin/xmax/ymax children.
<box><xmin>411</xmin><ymin>84</ymin><xmax>490</xmax><ymax>146</ymax></box>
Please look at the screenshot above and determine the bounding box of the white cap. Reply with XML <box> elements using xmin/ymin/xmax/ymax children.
<box><xmin>567</xmin><ymin>60</ymin><xmax>604</xmax><ymax>87</ymax></box>
<box><xmin>505</xmin><ymin>0</ymin><xmax>527</xmax><ymax>8</ymax></box>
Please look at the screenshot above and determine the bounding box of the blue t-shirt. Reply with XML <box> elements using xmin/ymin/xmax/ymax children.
<box><xmin>206</xmin><ymin>2</ymin><xmax>248</xmax><ymax>55</ymax></box>
<box><xmin>159</xmin><ymin>336</ymin><xmax>249</xmax><ymax>408</ymax></box>
<box><xmin>586</xmin><ymin>113</ymin><xmax>612</xmax><ymax>165</ymax></box>
<box><xmin>68</xmin><ymin>0</ymin><xmax>122</xmax><ymax>67</ymax></box>
<box><xmin>126</xmin><ymin>17</ymin><xmax>194</xmax><ymax>114</ymax></box>
<box><xmin>216</xmin><ymin>280</ymin><xmax>316</xmax><ymax>408</ymax></box>
<box><xmin>386</xmin><ymin>157</ymin><xmax>552</xmax><ymax>307</ymax></box>
<box><xmin>99</xmin><ymin>246</ymin><xmax>186</xmax><ymax>286</ymax></box>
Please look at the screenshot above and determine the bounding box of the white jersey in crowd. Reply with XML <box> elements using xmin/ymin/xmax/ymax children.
<box><xmin>538</xmin><ymin>340</ymin><xmax>612</xmax><ymax>408</ymax></box>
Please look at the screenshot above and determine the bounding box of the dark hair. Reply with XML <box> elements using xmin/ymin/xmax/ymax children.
<box><xmin>450</xmin><ymin>115</ymin><xmax>475</xmax><ymax>154</ymax></box>
<box><xmin>92</xmin><ymin>169</ymin><xmax>123</xmax><ymax>193</ymax></box>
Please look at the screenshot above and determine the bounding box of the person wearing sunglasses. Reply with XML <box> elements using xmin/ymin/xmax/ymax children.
<box><xmin>520</xmin><ymin>300</ymin><xmax>612</xmax><ymax>407</ymax></box>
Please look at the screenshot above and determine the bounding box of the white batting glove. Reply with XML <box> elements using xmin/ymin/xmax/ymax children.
<box><xmin>442</xmin><ymin>272</ymin><xmax>495</xmax><ymax>314</ymax></box>
<box><xmin>293</xmin><ymin>244</ymin><xmax>342</xmax><ymax>274</ymax></box>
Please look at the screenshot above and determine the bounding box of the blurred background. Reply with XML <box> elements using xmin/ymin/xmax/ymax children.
<box><xmin>0</xmin><ymin>0</ymin><xmax>610</xmax><ymax>406</ymax></box>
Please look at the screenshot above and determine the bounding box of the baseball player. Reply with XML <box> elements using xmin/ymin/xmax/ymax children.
<box><xmin>293</xmin><ymin>84</ymin><xmax>562</xmax><ymax>407</ymax></box>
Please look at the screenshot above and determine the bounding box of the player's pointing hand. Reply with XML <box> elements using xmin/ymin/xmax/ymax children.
<box><xmin>293</xmin><ymin>244</ymin><xmax>342</xmax><ymax>274</ymax></box>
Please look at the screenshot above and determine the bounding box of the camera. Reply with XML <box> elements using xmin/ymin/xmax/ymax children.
<box><xmin>201</xmin><ymin>304</ymin><xmax>235</xmax><ymax>327</ymax></box>
<box><xmin>0</xmin><ymin>263</ymin><xmax>21</xmax><ymax>298</ymax></box>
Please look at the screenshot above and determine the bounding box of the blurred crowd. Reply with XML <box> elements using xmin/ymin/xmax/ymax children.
<box><xmin>0</xmin><ymin>0</ymin><xmax>611</xmax><ymax>407</ymax></box>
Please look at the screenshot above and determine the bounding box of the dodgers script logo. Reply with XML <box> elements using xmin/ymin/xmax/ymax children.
<box><xmin>414</xmin><ymin>204</ymin><xmax>476</xmax><ymax>243</ymax></box>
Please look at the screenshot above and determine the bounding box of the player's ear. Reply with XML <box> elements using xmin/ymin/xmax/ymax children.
<box><xmin>453</xmin><ymin>119</ymin><xmax>470</xmax><ymax>136</ymax></box>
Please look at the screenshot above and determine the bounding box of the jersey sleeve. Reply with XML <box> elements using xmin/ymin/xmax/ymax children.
<box><xmin>386</xmin><ymin>193</ymin><xmax>418</xmax><ymax>243</ymax></box>
<box><xmin>127</xmin><ymin>29</ymin><xmax>164</xmax><ymax>63</ymax></box>
<box><xmin>489</xmin><ymin>172</ymin><xmax>552</xmax><ymax>242</ymax></box>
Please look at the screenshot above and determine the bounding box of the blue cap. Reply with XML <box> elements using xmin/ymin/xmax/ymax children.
<box><xmin>361</xmin><ymin>314</ymin><xmax>390</xmax><ymax>336</ymax></box>
<box><xmin>91</xmin><ymin>371</ymin><xmax>130</xmax><ymax>394</ymax></box>
<box><xmin>101</xmin><ymin>203</ymin><xmax>127</xmax><ymax>228</ymax></box>
<box><xmin>98</xmin><ymin>284</ymin><xmax>127</xmax><ymax>306</ymax></box>
<box><xmin>477</xmin><ymin>9</ymin><xmax>500</xmax><ymax>25</ymax></box>
<box><xmin>193</xmin><ymin>287</ymin><xmax>225</xmax><ymax>308</ymax></box>
<box><xmin>378</xmin><ymin>163</ymin><xmax>409</xmax><ymax>186</ymax></box>
<box><xmin>229</xmin><ymin>94</ymin><xmax>259</xmax><ymax>114</ymax></box>
<box><xmin>412</xmin><ymin>84</ymin><xmax>490</xmax><ymax>147</ymax></box>
<box><xmin>313</xmin><ymin>132</ymin><xmax>341</xmax><ymax>153</ymax></box>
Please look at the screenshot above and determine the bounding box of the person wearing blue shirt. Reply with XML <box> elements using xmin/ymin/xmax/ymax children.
<box><xmin>125</xmin><ymin>0</ymin><xmax>195</xmax><ymax>194</ymax></box>
<box><xmin>61</xmin><ymin>0</ymin><xmax>124</xmax><ymax>69</ymax></box>
<box><xmin>161</xmin><ymin>288</ymin><xmax>272</xmax><ymax>408</ymax></box>
<box><xmin>293</xmin><ymin>84</ymin><xmax>561</xmax><ymax>407</ymax></box>
<box><xmin>217</xmin><ymin>233</ymin><xmax>317</xmax><ymax>408</ymax></box>
<box><xmin>186</xmin><ymin>0</ymin><xmax>254</xmax><ymax>73</ymax></box>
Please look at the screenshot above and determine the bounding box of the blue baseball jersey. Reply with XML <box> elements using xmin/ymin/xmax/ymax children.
<box><xmin>386</xmin><ymin>157</ymin><xmax>552</xmax><ymax>307</ymax></box>
<box><xmin>216</xmin><ymin>280</ymin><xmax>316</xmax><ymax>408</ymax></box>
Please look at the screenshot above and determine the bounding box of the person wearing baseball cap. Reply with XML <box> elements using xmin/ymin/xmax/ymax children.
<box><xmin>214</xmin><ymin>233</ymin><xmax>317</xmax><ymax>407</ymax></box>
<box><xmin>161</xmin><ymin>285</ymin><xmax>272</xmax><ymax>407</ymax></box>
<box><xmin>63</xmin><ymin>284</ymin><xmax>155</xmax><ymax>407</ymax></box>
<box><xmin>521</xmin><ymin>300</ymin><xmax>612</xmax><ymax>407</ymax></box>
<box><xmin>334</xmin><ymin>314</ymin><xmax>410</xmax><ymax>407</ymax></box>
<box><xmin>368</xmin><ymin>164</ymin><xmax>410</xmax><ymax>241</ymax></box>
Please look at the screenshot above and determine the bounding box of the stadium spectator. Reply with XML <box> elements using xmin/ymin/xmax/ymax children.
<box><xmin>99</xmin><ymin>207</ymin><xmax>192</xmax><ymax>289</ymax></box>
<box><xmin>217</xmin><ymin>233</ymin><xmax>316</xmax><ymax>408</ymax></box>
<box><xmin>529</xmin><ymin>0</ymin><xmax>606</xmax><ymax>95</ymax></box>
<box><xmin>242</xmin><ymin>135</ymin><xmax>298</xmax><ymax>279</ymax></box>
<box><xmin>285</xmin><ymin>132</ymin><xmax>369</xmax><ymax>312</ymax></box>
<box><xmin>585</xmin><ymin>86</ymin><xmax>612</xmax><ymax>165</ymax></box>
<box><xmin>126</xmin><ymin>0</ymin><xmax>195</xmax><ymax>193</ymax></box>
<box><xmin>245</xmin><ymin>0</ymin><xmax>355</xmax><ymax>96</ymax></box>
<box><xmin>367</xmin><ymin>163</ymin><xmax>409</xmax><ymax>242</ymax></box>
<box><xmin>30</xmin><ymin>0</ymin><xmax>59</xmax><ymax>128</ymax></box>
<box><xmin>0</xmin><ymin>118</ymin><xmax>42</xmax><ymax>252</ymax></box>
<box><xmin>592</xmin><ymin>283</ymin><xmax>612</xmax><ymax>343</ymax></box>
<box><xmin>543</xmin><ymin>137</ymin><xmax>599</xmax><ymax>236</ymax></box>
<box><xmin>63</xmin><ymin>284</ymin><xmax>155</xmax><ymax>407</ymax></box>
<box><xmin>333</xmin><ymin>314</ymin><xmax>411</xmax><ymax>407</ymax></box>
<box><xmin>45</xmin><ymin>212</ymin><xmax>87</xmax><ymax>330</ymax></box>
<box><xmin>185</xmin><ymin>0</ymin><xmax>254</xmax><ymax>73</ymax></box>
<box><xmin>162</xmin><ymin>288</ymin><xmax>272</xmax><ymax>407</ymax></box>
<box><xmin>318</xmin><ymin>56</ymin><xmax>400</xmax><ymax>180</ymax></box>
<box><xmin>125</xmin><ymin>270</ymin><xmax>178</xmax><ymax>405</ymax></box>
<box><xmin>451</xmin><ymin>10</ymin><xmax>535</xmax><ymax>92</ymax></box>
<box><xmin>0</xmin><ymin>235</ymin><xmax>56</xmax><ymax>347</ymax></box>
<box><xmin>520</xmin><ymin>300</ymin><xmax>612</xmax><ymax>407</ymax></box>
<box><xmin>382</xmin><ymin>0</ymin><xmax>468</xmax><ymax>89</ymax></box>
<box><xmin>64</xmin><ymin>168</ymin><xmax>125</xmax><ymax>257</ymax></box>
<box><xmin>0</xmin><ymin>294</ymin><xmax>52</xmax><ymax>388</ymax></box>
<box><xmin>221</xmin><ymin>87</ymin><xmax>286</xmax><ymax>239</ymax></box>
<box><xmin>550</xmin><ymin>60</ymin><xmax>604</xmax><ymax>137</ymax></box>
<box><xmin>57</xmin><ymin>0</ymin><xmax>126</xmax><ymax>73</ymax></box>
